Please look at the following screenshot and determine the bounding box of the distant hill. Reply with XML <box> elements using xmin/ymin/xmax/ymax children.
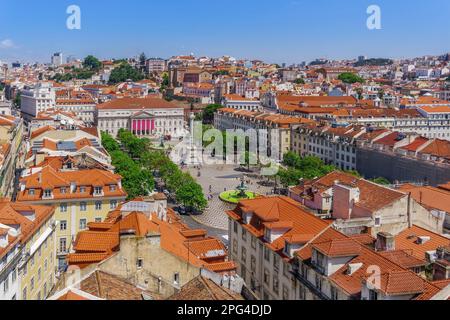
<box><xmin>354</xmin><ymin>58</ymin><xmax>393</xmax><ymax>67</ymax></box>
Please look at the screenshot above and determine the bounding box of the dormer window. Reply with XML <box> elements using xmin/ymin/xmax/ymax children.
<box><xmin>80</xmin><ymin>186</ymin><xmax>86</xmax><ymax>193</ymax></box>
<box><xmin>29</xmin><ymin>189</ymin><xmax>35</xmax><ymax>196</ymax></box>
<box><xmin>110</xmin><ymin>185</ymin><xmax>116</xmax><ymax>192</ymax></box>
<box><xmin>43</xmin><ymin>189</ymin><xmax>52</xmax><ymax>198</ymax></box>
<box><xmin>284</xmin><ymin>242</ymin><xmax>292</xmax><ymax>257</ymax></box>
<box><xmin>60</xmin><ymin>187</ymin><xmax>67</xmax><ymax>194</ymax></box>
<box><xmin>94</xmin><ymin>186</ymin><xmax>102</xmax><ymax>195</ymax></box>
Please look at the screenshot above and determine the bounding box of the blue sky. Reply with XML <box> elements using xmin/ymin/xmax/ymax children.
<box><xmin>1</xmin><ymin>0</ymin><xmax>450</xmax><ymax>64</ymax></box>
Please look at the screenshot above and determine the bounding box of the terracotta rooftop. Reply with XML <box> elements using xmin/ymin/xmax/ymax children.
<box><xmin>394</xmin><ymin>225</ymin><xmax>450</xmax><ymax>261</ymax></box>
<box><xmin>168</xmin><ymin>276</ymin><xmax>243</xmax><ymax>300</ymax></box>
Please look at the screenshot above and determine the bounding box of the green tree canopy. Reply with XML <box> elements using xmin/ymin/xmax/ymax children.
<box><xmin>294</xmin><ymin>78</ymin><xmax>305</xmax><ymax>84</ymax></box>
<box><xmin>200</xmin><ymin>104</ymin><xmax>223</xmax><ymax>124</ymax></box>
<box><xmin>338</xmin><ymin>72</ymin><xmax>365</xmax><ymax>84</ymax></box>
<box><xmin>109</xmin><ymin>63</ymin><xmax>144</xmax><ymax>84</ymax></box>
<box><xmin>101</xmin><ymin>131</ymin><xmax>120</xmax><ymax>152</ymax></box>
<box><xmin>83</xmin><ymin>55</ymin><xmax>102</xmax><ymax>71</ymax></box>
<box><xmin>176</xmin><ymin>178</ymin><xmax>207</xmax><ymax>211</ymax></box>
<box><xmin>371</xmin><ymin>177</ymin><xmax>390</xmax><ymax>185</ymax></box>
<box><xmin>277</xmin><ymin>153</ymin><xmax>336</xmax><ymax>187</ymax></box>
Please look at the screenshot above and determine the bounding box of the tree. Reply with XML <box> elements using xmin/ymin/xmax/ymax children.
<box><xmin>160</xmin><ymin>73</ymin><xmax>170</xmax><ymax>92</ymax></box>
<box><xmin>277</xmin><ymin>167</ymin><xmax>303</xmax><ymax>188</ymax></box>
<box><xmin>101</xmin><ymin>131</ymin><xmax>120</xmax><ymax>152</ymax></box>
<box><xmin>371</xmin><ymin>177</ymin><xmax>390</xmax><ymax>185</ymax></box>
<box><xmin>108</xmin><ymin>63</ymin><xmax>144</xmax><ymax>84</ymax></box>
<box><xmin>282</xmin><ymin>151</ymin><xmax>301</xmax><ymax>168</ymax></box>
<box><xmin>176</xmin><ymin>179</ymin><xmax>207</xmax><ymax>211</ymax></box>
<box><xmin>338</xmin><ymin>72</ymin><xmax>365</xmax><ymax>84</ymax></box>
<box><xmin>139</xmin><ymin>52</ymin><xmax>147</xmax><ymax>72</ymax></box>
<box><xmin>83</xmin><ymin>55</ymin><xmax>101</xmax><ymax>71</ymax></box>
<box><xmin>214</xmin><ymin>70</ymin><xmax>229</xmax><ymax>76</ymax></box>
<box><xmin>345</xmin><ymin>170</ymin><xmax>362</xmax><ymax>178</ymax></box>
<box><xmin>294</xmin><ymin>78</ymin><xmax>305</xmax><ymax>84</ymax></box>
<box><xmin>279</xmin><ymin>153</ymin><xmax>336</xmax><ymax>183</ymax></box>
<box><xmin>201</xmin><ymin>104</ymin><xmax>222</xmax><ymax>124</ymax></box>
<box><xmin>13</xmin><ymin>94</ymin><xmax>21</xmax><ymax>108</ymax></box>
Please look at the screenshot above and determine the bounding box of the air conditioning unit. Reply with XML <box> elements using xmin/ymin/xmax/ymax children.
<box><xmin>416</xmin><ymin>236</ymin><xmax>431</xmax><ymax>245</ymax></box>
<box><xmin>425</xmin><ymin>250</ymin><xmax>437</xmax><ymax>263</ymax></box>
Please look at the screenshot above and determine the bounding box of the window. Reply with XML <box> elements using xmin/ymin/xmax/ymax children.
<box><xmin>31</xmin><ymin>255</ymin><xmax>35</xmax><ymax>266</ymax></box>
<box><xmin>80</xmin><ymin>186</ymin><xmax>86</xmax><ymax>193</ymax></box>
<box><xmin>369</xmin><ymin>289</ymin><xmax>378</xmax><ymax>300</ymax></box>
<box><xmin>173</xmin><ymin>273</ymin><xmax>180</xmax><ymax>285</ymax></box>
<box><xmin>60</xmin><ymin>187</ymin><xmax>67</xmax><ymax>194</ymax></box>
<box><xmin>264</xmin><ymin>247</ymin><xmax>270</xmax><ymax>262</ymax></box>
<box><xmin>22</xmin><ymin>287</ymin><xmax>27</xmax><ymax>300</ymax></box>
<box><xmin>330</xmin><ymin>286</ymin><xmax>338</xmax><ymax>300</ymax></box>
<box><xmin>264</xmin><ymin>269</ymin><xmax>270</xmax><ymax>285</ymax></box>
<box><xmin>30</xmin><ymin>277</ymin><xmax>35</xmax><ymax>290</ymax></box>
<box><xmin>242</xmin><ymin>228</ymin><xmax>247</xmax><ymax>241</ymax></box>
<box><xmin>44</xmin><ymin>259</ymin><xmax>48</xmax><ymax>271</ymax></box>
<box><xmin>43</xmin><ymin>189</ymin><xmax>52</xmax><ymax>198</ymax></box>
<box><xmin>232</xmin><ymin>240</ymin><xmax>238</xmax><ymax>254</ymax></box>
<box><xmin>95</xmin><ymin>201</ymin><xmax>102</xmax><ymax>210</ymax></box>
<box><xmin>137</xmin><ymin>258</ymin><xmax>143</xmax><ymax>269</ymax></box>
<box><xmin>79</xmin><ymin>219</ymin><xmax>87</xmax><ymax>230</ymax></box>
<box><xmin>315</xmin><ymin>274</ymin><xmax>322</xmax><ymax>291</ymax></box>
<box><xmin>94</xmin><ymin>186</ymin><xmax>102</xmax><ymax>195</ymax></box>
<box><xmin>80</xmin><ymin>202</ymin><xmax>87</xmax><ymax>211</ymax></box>
<box><xmin>273</xmin><ymin>254</ymin><xmax>279</xmax><ymax>272</ymax></box>
<box><xmin>233</xmin><ymin>221</ymin><xmax>238</xmax><ymax>233</ymax></box>
<box><xmin>3</xmin><ymin>277</ymin><xmax>8</xmax><ymax>292</ymax></box>
<box><xmin>251</xmin><ymin>236</ymin><xmax>256</xmax><ymax>249</ymax></box>
<box><xmin>282</xmin><ymin>285</ymin><xmax>289</xmax><ymax>300</ymax></box>
<box><xmin>283</xmin><ymin>263</ymin><xmax>290</xmax><ymax>278</ymax></box>
<box><xmin>241</xmin><ymin>247</ymin><xmax>247</xmax><ymax>263</ymax></box>
<box><xmin>59</xmin><ymin>238</ymin><xmax>67</xmax><ymax>253</ymax></box>
<box><xmin>95</xmin><ymin>217</ymin><xmax>102</xmax><ymax>223</ymax></box>
<box><xmin>110</xmin><ymin>200</ymin><xmax>117</xmax><ymax>209</ymax></box>
<box><xmin>110</xmin><ymin>185</ymin><xmax>116</xmax><ymax>192</ymax></box>
<box><xmin>251</xmin><ymin>255</ymin><xmax>256</xmax><ymax>272</ymax></box>
<box><xmin>60</xmin><ymin>203</ymin><xmax>68</xmax><ymax>213</ymax></box>
<box><xmin>60</xmin><ymin>220</ymin><xmax>67</xmax><ymax>231</ymax></box>
<box><xmin>23</xmin><ymin>263</ymin><xmax>27</xmax><ymax>276</ymax></box>
<box><xmin>38</xmin><ymin>268</ymin><xmax>41</xmax><ymax>281</ymax></box>
<box><xmin>374</xmin><ymin>216</ymin><xmax>381</xmax><ymax>227</ymax></box>
<box><xmin>44</xmin><ymin>283</ymin><xmax>47</xmax><ymax>298</ymax></box>
<box><xmin>29</xmin><ymin>189</ymin><xmax>35</xmax><ymax>195</ymax></box>
<box><xmin>272</xmin><ymin>276</ymin><xmax>279</xmax><ymax>294</ymax></box>
<box><xmin>12</xmin><ymin>268</ymin><xmax>17</xmax><ymax>283</ymax></box>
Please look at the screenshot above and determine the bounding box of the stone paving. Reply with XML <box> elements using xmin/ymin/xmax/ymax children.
<box><xmin>183</xmin><ymin>164</ymin><xmax>274</xmax><ymax>231</ymax></box>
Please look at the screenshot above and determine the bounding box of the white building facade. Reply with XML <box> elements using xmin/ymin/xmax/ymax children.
<box><xmin>20</xmin><ymin>83</ymin><xmax>56</xmax><ymax>120</ymax></box>
<box><xmin>96</xmin><ymin>97</ymin><xmax>186</xmax><ymax>138</ymax></box>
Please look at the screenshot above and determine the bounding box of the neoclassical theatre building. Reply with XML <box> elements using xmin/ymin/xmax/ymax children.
<box><xmin>95</xmin><ymin>97</ymin><xmax>187</xmax><ymax>138</ymax></box>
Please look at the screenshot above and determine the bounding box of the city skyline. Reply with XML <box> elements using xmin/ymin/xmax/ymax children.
<box><xmin>1</xmin><ymin>0</ymin><xmax>450</xmax><ymax>64</ymax></box>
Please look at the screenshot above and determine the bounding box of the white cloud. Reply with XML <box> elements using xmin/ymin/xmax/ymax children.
<box><xmin>0</xmin><ymin>39</ymin><xmax>17</xmax><ymax>49</ymax></box>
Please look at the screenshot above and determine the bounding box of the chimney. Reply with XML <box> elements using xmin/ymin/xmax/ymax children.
<box><xmin>375</xmin><ymin>232</ymin><xmax>395</xmax><ymax>251</ymax></box>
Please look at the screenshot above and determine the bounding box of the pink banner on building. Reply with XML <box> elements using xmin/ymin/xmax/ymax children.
<box><xmin>132</xmin><ymin>120</ymin><xmax>137</xmax><ymax>132</ymax></box>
